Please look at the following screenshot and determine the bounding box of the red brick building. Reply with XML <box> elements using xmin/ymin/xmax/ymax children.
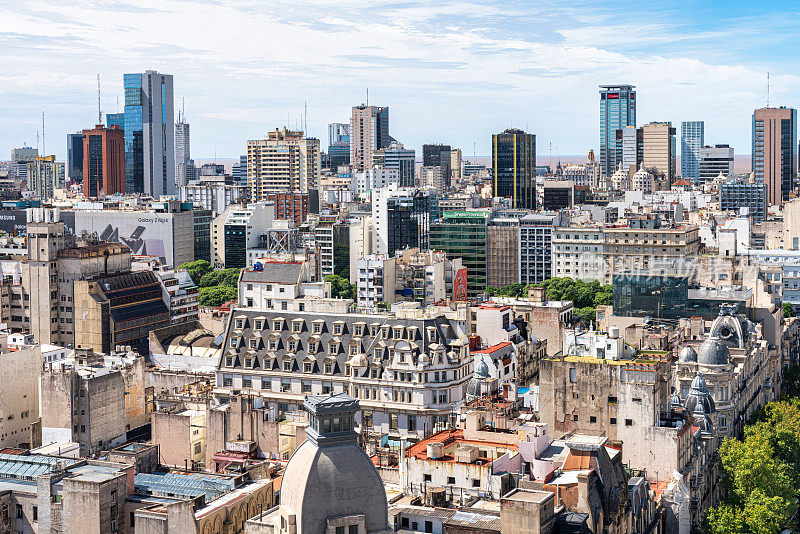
<box><xmin>82</xmin><ymin>124</ymin><xmax>125</xmax><ymax>198</ymax></box>
<box><xmin>267</xmin><ymin>192</ymin><xmax>309</xmax><ymax>226</ymax></box>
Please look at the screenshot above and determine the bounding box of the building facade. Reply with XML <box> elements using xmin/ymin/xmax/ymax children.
<box><xmin>600</xmin><ymin>85</ymin><xmax>636</xmax><ymax>177</ymax></box>
<box><xmin>492</xmin><ymin>129</ymin><xmax>536</xmax><ymax>210</ymax></box>
<box><xmin>81</xmin><ymin>124</ymin><xmax>125</xmax><ymax>198</ymax></box>
<box><xmin>350</xmin><ymin>105</ymin><xmax>390</xmax><ymax>172</ymax></box>
<box><xmin>752</xmin><ymin>107</ymin><xmax>797</xmax><ymax>205</ymax></box>
<box><xmin>248</xmin><ymin>128</ymin><xmax>321</xmax><ymax>197</ymax></box>
<box><xmin>680</xmin><ymin>121</ymin><xmax>704</xmax><ymax>182</ymax></box>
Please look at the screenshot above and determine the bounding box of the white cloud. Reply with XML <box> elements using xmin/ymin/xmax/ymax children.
<box><xmin>1</xmin><ymin>0</ymin><xmax>799</xmax><ymax>160</ymax></box>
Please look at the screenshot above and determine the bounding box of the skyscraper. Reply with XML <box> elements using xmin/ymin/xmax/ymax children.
<box><xmin>27</xmin><ymin>155</ymin><xmax>63</xmax><ymax>200</ymax></box>
<box><xmin>491</xmin><ymin>129</ymin><xmax>536</xmax><ymax>209</ymax></box>
<box><xmin>617</xmin><ymin>125</ymin><xmax>642</xmax><ymax>175</ymax></box>
<box><xmin>122</xmin><ymin>70</ymin><xmax>175</xmax><ymax>196</ymax></box>
<box><xmin>350</xmin><ymin>105</ymin><xmax>389</xmax><ymax>171</ymax></box>
<box><xmin>642</xmin><ymin>122</ymin><xmax>677</xmax><ymax>182</ymax></box>
<box><xmin>247</xmin><ymin>128</ymin><xmax>321</xmax><ymax>199</ymax></box>
<box><xmin>422</xmin><ymin>144</ymin><xmax>452</xmax><ymax>189</ymax></box>
<box><xmin>81</xmin><ymin>124</ymin><xmax>125</xmax><ymax>198</ymax></box>
<box><xmin>67</xmin><ymin>132</ymin><xmax>85</xmax><ymax>184</ymax></box>
<box><xmin>174</xmin><ymin>110</ymin><xmax>192</xmax><ymax>187</ymax></box>
<box><xmin>327</xmin><ymin>122</ymin><xmax>351</xmax><ymax>169</ymax></box>
<box><xmin>753</xmin><ymin>107</ymin><xmax>797</xmax><ymax>205</ymax></box>
<box><xmin>599</xmin><ymin>85</ymin><xmax>636</xmax><ymax>177</ymax></box>
<box><xmin>373</xmin><ymin>141</ymin><xmax>415</xmax><ymax>187</ymax></box>
<box><xmin>698</xmin><ymin>144</ymin><xmax>734</xmax><ymax>183</ymax></box>
<box><xmin>681</xmin><ymin>121</ymin><xmax>704</xmax><ymax>182</ymax></box>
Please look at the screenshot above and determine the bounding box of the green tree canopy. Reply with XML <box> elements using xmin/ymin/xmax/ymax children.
<box><xmin>783</xmin><ymin>302</ymin><xmax>795</xmax><ymax>318</ymax></box>
<box><xmin>326</xmin><ymin>275</ymin><xmax>355</xmax><ymax>300</ymax></box>
<box><xmin>199</xmin><ymin>286</ymin><xmax>238</xmax><ymax>307</ymax></box>
<box><xmin>178</xmin><ymin>260</ymin><xmax>212</xmax><ymax>285</ymax></box>
<box><xmin>198</xmin><ymin>268</ymin><xmax>241</xmax><ymax>288</ymax></box>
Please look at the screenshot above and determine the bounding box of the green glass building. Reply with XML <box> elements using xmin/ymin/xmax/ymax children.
<box><xmin>429</xmin><ymin>210</ymin><xmax>489</xmax><ymax>298</ymax></box>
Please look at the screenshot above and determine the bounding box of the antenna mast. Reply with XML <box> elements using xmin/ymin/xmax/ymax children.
<box><xmin>304</xmin><ymin>101</ymin><xmax>308</xmax><ymax>136</ymax></box>
<box><xmin>42</xmin><ymin>111</ymin><xmax>45</xmax><ymax>155</ymax></box>
<box><xmin>97</xmin><ymin>74</ymin><xmax>102</xmax><ymax>124</ymax></box>
<box><xmin>767</xmin><ymin>72</ymin><xmax>770</xmax><ymax>107</ymax></box>
<box><xmin>366</xmin><ymin>87</ymin><xmax>369</xmax><ymax>107</ymax></box>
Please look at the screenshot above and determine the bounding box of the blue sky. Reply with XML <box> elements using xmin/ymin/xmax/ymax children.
<box><xmin>1</xmin><ymin>0</ymin><xmax>798</xmax><ymax>161</ymax></box>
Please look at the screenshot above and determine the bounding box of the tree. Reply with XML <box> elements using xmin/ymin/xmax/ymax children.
<box><xmin>198</xmin><ymin>268</ymin><xmax>241</xmax><ymax>288</ymax></box>
<box><xmin>199</xmin><ymin>286</ymin><xmax>238</xmax><ymax>307</ymax></box>
<box><xmin>484</xmin><ymin>286</ymin><xmax>498</xmax><ymax>297</ymax></box>
<box><xmin>178</xmin><ymin>260</ymin><xmax>212</xmax><ymax>285</ymax></box>
<box><xmin>783</xmin><ymin>302</ymin><xmax>795</xmax><ymax>318</ymax></box>
<box><xmin>326</xmin><ymin>275</ymin><xmax>354</xmax><ymax>300</ymax></box>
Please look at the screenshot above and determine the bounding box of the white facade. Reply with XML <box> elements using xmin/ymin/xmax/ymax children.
<box><xmin>141</xmin><ymin>70</ymin><xmax>176</xmax><ymax>197</ymax></box>
<box><xmin>179</xmin><ymin>181</ymin><xmax>246</xmax><ymax>215</ymax></box>
<box><xmin>552</xmin><ymin>226</ymin><xmax>605</xmax><ymax>281</ymax></box>
<box><xmin>355</xmin><ymin>167</ymin><xmax>400</xmax><ymax>196</ymax></box>
<box><xmin>519</xmin><ymin>213</ymin><xmax>559</xmax><ymax>284</ymax></box>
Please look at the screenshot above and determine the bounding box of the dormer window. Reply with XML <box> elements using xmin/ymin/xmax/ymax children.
<box><xmin>230</xmin><ymin>338</ymin><xmax>238</xmax><ymax>348</ymax></box>
<box><xmin>382</xmin><ymin>326</ymin><xmax>390</xmax><ymax>339</ymax></box>
<box><xmin>328</xmin><ymin>342</ymin><xmax>338</xmax><ymax>355</ymax></box>
<box><xmin>399</xmin><ymin>352</ymin><xmax>406</xmax><ymax>363</ymax></box>
<box><xmin>370</xmin><ymin>325</ymin><xmax>379</xmax><ymax>336</ymax></box>
<box><xmin>394</xmin><ymin>326</ymin><xmax>404</xmax><ymax>339</ymax></box>
<box><xmin>313</xmin><ymin>322</ymin><xmax>322</xmax><ymax>334</ymax></box>
<box><xmin>283</xmin><ymin>360</ymin><xmax>293</xmax><ymax>372</ymax></box>
<box><xmin>292</xmin><ymin>320</ymin><xmax>303</xmax><ymax>333</ymax></box>
<box><xmin>249</xmin><ymin>339</ymin><xmax>258</xmax><ymax>350</ymax></box>
<box><xmin>374</xmin><ymin>348</ymin><xmax>382</xmax><ymax>359</ymax></box>
<box><xmin>288</xmin><ymin>340</ymin><xmax>297</xmax><ymax>352</ymax></box>
<box><xmin>269</xmin><ymin>340</ymin><xmax>278</xmax><ymax>351</ymax></box>
<box><xmin>350</xmin><ymin>345</ymin><xmax>358</xmax><ymax>356</ymax></box>
<box><xmin>245</xmin><ymin>357</ymin><xmax>253</xmax><ymax>368</ymax></box>
<box><xmin>254</xmin><ymin>320</ymin><xmax>263</xmax><ymax>330</ymax></box>
<box><xmin>333</xmin><ymin>323</ymin><xmax>343</xmax><ymax>335</ymax></box>
<box><xmin>235</xmin><ymin>318</ymin><xmax>244</xmax><ymax>330</ymax></box>
<box><xmin>225</xmin><ymin>356</ymin><xmax>233</xmax><ymax>367</ymax></box>
<box><xmin>324</xmin><ymin>363</ymin><xmax>333</xmax><ymax>374</ymax></box>
<box><xmin>304</xmin><ymin>362</ymin><xmax>312</xmax><ymax>373</ymax></box>
<box><xmin>308</xmin><ymin>342</ymin><xmax>317</xmax><ymax>354</ymax></box>
<box><xmin>273</xmin><ymin>319</ymin><xmax>283</xmax><ymax>331</ymax></box>
<box><xmin>354</xmin><ymin>325</ymin><xmax>363</xmax><ymax>337</ymax></box>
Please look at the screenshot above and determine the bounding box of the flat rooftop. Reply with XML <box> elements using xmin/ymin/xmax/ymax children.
<box><xmin>503</xmin><ymin>489</ymin><xmax>553</xmax><ymax>503</ymax></box>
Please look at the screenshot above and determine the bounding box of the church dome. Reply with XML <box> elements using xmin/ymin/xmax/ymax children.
<box><xmin>697</xmin><ymin>337</ymin><xmax>730</xmax><ymax>366</ymax></box>
<box><xmin>684</xmin><ymin>372</ymin><xmax>716</xmax><ymax>415</ymax></box>
<box><xmin>678</xmin><ymin>346</ymin><xmax>697</xmax><ymax>363</ymax></box>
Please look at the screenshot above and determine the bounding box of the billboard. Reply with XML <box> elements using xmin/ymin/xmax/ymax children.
<box><xmin>67</xmin><ymin>210</ymin><xmax>194</xmax><ymax>268</ymax></box>
<box><xmin>0</xmin><ymin>210</ymin><xmax>28</xmax><ymax>235</ymax></box>
<box><xmin>453</xmin><ymin>267</ymin><xmax>468</xmax><ymax>301</ymax></box>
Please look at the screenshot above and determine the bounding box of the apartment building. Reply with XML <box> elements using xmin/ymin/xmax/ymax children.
<box><xmin>552</xmin><ymin>224</ymin><xmax>605</xmax><ymax>282</ymax></box>
<box><xmin>214</xmin><ymin>307</ymin><xmax>472</xmax><ymax>446</ymax></box>
<box><xmin>247</xmin><ymin>128</ymin><xmax>321</xmax><ymax>198</ymax></box>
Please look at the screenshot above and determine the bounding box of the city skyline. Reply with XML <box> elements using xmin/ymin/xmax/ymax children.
<box><xmin>2</xmin><ymin>1</ymin><xmax>799</xmax><ymax>161</ymax></box>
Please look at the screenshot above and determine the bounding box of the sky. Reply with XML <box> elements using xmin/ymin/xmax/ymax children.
<box><xmin>2</xmin><ymin>0</ymin><xmax>800</xmax><ymax>161</ymax></box>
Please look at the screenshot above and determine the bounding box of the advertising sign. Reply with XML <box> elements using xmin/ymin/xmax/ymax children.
<box><xmin>453</xmin><ymin>267</ymin><xmax>468</xmax><ymax>301</ymax></box>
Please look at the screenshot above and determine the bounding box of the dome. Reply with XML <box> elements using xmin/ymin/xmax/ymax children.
<box><xmin>465</xmin><ymin>376</ymin><xmax>482</xmax><ymax>401</ymax></box>
<box><xmin>476</xmin><ymin>357</ymin><xmax>490</xmax><ymax>378</ymax></box>
<box><xmin>684</xmin><ymin>372</ymin><xmax>716</xmax><ymax>415</ymax></box>
<box><xmin>697</xmin><ymin>337</ymin><xmax>730</xmax><ymax>366</ymax></box>
<box><xmin>678</xmin><ymin>346</ymin><xmax>697</xmax><ymax>363</ymax></box>
<box><xmin>281</xmin><ymin>394</ymin><xmax>389</xmax><ymax>534</ymax></box>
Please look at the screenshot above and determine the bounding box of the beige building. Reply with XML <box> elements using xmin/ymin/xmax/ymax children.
<box><xmin>642</xmin><ymin>121</ymin><xmax>676</xmax><ymax>181</ymax></box>
<box><xmin>753</xmin><ymin>107</ymin><xmax>797</xmax><ymax>205</ymax></box>
<box><xmin>247</xmin><ymin>128</ymin><xmax>321</xmax><ymax>198</ymax></box>
<box><xmin>552</xmin><ymin>224</ymin><xmax>605</xmax><ymax>281</ymax></box>
<box><xmin>0</xmin><ymin>339</ymin><xmax>41</xmax><ymax>449</ymax></box>
<box><xmin>350</xmin><ymin>105</ymin><xmax>389</xmax><ymax>172</ymax></box>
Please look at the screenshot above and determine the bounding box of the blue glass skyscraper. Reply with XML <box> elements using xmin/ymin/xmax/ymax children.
<box><xmin>599</xmin><ymin>85</ymin><xmax>636</xmax><ymax>178</ymax></box>
<box><xmin>681</xmin><ymin>121</ymin><xmax>704</xmax><ymax>183</ymax></box>
<box><xmin>122</xmin><ymin>70</ymin><xmax>175</xmax><ymax>196</ymax></box>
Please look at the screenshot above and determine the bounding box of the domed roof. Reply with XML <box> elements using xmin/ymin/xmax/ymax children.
<box><xmin>684</xmin><ymin>372</ymin><xmax>716</xmax><ymax>415</ymax></box>
<box><xmin>476</xmin><ymin>357</ymin><xmax>490</xmax><ymax>378</ymax></box>
<box><xmin>678</xmin><ymin>346</ymin><xmax>697</xmax><ymax>363</ymax></box>
<box><xmin>697</xmin><ymin>337</ymin><xmax>730</xmax><ymax>366</ymax></box>
<box><xmin>282</xmin><ymin>395</ymin><xmax>389</xmax><ymax>534</ymax></box>
<box><xmin>633</xmin><ymin>167</ymin><xmax>652</xmax><ymax>178</ymax></box>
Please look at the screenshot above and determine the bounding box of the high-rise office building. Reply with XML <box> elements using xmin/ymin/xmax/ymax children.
<box><xmin>599</xmin><ymin>85</ymin><xmax>636</xmax><ymax>177</ymax></box>
<box><xmin>681</xmin><ymin>121</ymin><xmax>704</xmax><ymax>182</ymax></box>
<box><xmin>327</xmin><ymin>122</ymin><xmax>351</xmax><ymax>169</ymax></box>
<box><xmin>122</xmin><ymin>70</ymin><xmax>175</xmax><ymax>196</ymax></box>
<box><xmin>642</xmin><ymin>122</ymin><xmax>677</xmax><ymax>181</ymax></box>
<box><xmin>174</xmin><ymin>110</ymin><xmax>193</xmax><ymax>187</ymax></box>
<box><xmin>698</xmin><ymin>145</ymin><xmax>734</xmax><ymax>183</ymax></box>
<box><xmin>231</xmin><ymin>155</ymin><xmax>247</xmax><ymax>185</ymax></box>
<box><xmin>616</xmin><ymin>125</ymin><xmax>642</xmax><ymax>175</ymax></box>
<box><xmin>106</xmin><ymin>113</ymin><xmax>124</xmax><ymax>129</ymax></box>
<box><xmin>11</xmin><ymin>147</ymin><xmax>37</xmax><ymax>163</ymax></box>
<box><xmin>451</xmin><ymin>148</ymin><xmax>463</xmax><ymax>183</ymax></box>
<box><xmin>491</xmin><ymin>128</ymin><xmax>536</xmax><ymax>209</ymax></box>
<box><xmin>81</xmin><ymin>125</ymin><xmax>125</xmax><ymax>198</ymax></box>
<box><xmin>753</xmin><ymin>107</ymin><xmax>797</xmax><ymax>205</ymax></box>
<box><xmin>27</xmin><ymin>155</ymin><xmax>63</xmax><ymax>200</ymax></box>
<box><xmin>371</xmin><ymin>184</ymin><xmax>435</xmax><ymax>256</ymax></box>
<box><xmin>350</xmin><ymin>105</ymin><xmax>389</xmax><ymax>171</ymax></box>
<box><xmin>422</xmin><ymin>144</ymin><xmax>452</xmax><ymax>189</ymax></box>
<box><xmin>67</xmin><ymin>132</ymin><xmax>85</xmax><ymax>184</ymax></box>
<box><xmin>247</xmin><ymin>128</ymin><xmax>321</xmax><ymax>199</ymax></box>
<box><xmin>373</xmin><ymin>141</ymin><xmax>415</xmax><ymax>187</ymax></box>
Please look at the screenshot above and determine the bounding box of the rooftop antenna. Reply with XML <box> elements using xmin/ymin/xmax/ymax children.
<box><xmin>366</xmin><ymin>87</ymin><xmax>369</xmax><ymax>107</ymax></box>
<box><xmin>767</xmin><ymin>72</ymin><xmax>770</xmax><ymax>107</ymax></box>
<box><xmin>473</xmin><ymin>141</ymin><xmax>476</xmax><ymax>158</ymax></box>
<box><xmin>182</xmin><ymin>97</ymin><xmax>185</xmax><ymax>122</ymax></box>
<box><xmin>97</xmin><ymin>73</ymin><xmax>102</xmax><ymax>125</ymax></box>
<box><xmin>304</xmin><ymin>101</ymin><xmax>307</xmax><ymax>136</ymax></box>
<box><xmin>36</xmin><ymin>130</ymin><xmax>39</xmax><ymax>152</ymax></box>
<box><xmin>42</xmin><ymin>111</ymin><xmax>45</xmax><ymax>155</ymax></box>
<box><xmin>116</xmin><ymin>95</ymin><xmax>119</xmax><ymax>114</ymax></box>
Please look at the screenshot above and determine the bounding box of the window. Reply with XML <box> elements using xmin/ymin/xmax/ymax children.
<box><xmin>302</xmin><ymin>381</ymin><xmax>311</xmax><ymax>393</ymax></box>
<box><xmin>573</xmin><ymin>414</ymin><xmax>578</xmax><ymax>422</ymax></box>
<box><xmin>269</xmin><ymin>340</ymin><xmax>277</xmax><ymax>351</ymax></box>
<box><xmin>230</xmin><ymin>338</ymin><xmax>238</xmax><ymax>348</ymax></box>
<box><xmin>408</xmin><ymin>415</ymin><xmax>417</xmax><ymax>432</ymax></box>
<box><xmin>225</xmin><ymin>357</ymin><xmax>233</xmax><ymax>367</ymax></box>
<box><xmin>313</xmin><ymin>322</ymin><xmax>322</xmax><ymax>334</ymax></box>
<box><xmin>243</xmin><ymin>377</ymin><xmax>252</xmax><ymax>388</ymax></box>
<box><xmin>349</xmin><ymin>526</ymin><xmax>358</xmax><ymax>534</ymax></box>
<box><xmin>607</xmin><ymin>396</ymin><xmax>617</xmax><ymax>405</ymax></box>
<box><xmin>334</xmin><ymin>323</ymin><xmax>343</xmax><ymax>335</ymax></box>
<box><xmin>249</xmin><ymin>339</ymin><xmax>257</xmax><ymax>350</ymax></box>
<box><xmin>336</xmin><ymin>527</ymin><xmax>344</xmax><ymax>534</ymax></box>
<box><xmin>324</xmin><ymin>363</ymin><xmax>332</xmax><ymax>374</ymax></box>
<box><xmin>283</xmin><ymin>360</ymin><xmax>292</xmax><ymax>371</ymax></box>
<box><xmin>194</xmin><ymin>443</ymin><xmax>202</xmax><ymax>454</ymax></box>
<box><xmin>15</xmin><ymin>504</ymin><xmax>21</xmax><ymax>518</ymax></box>
<box><xmin>447</xmin><ymin>476</ymin><xmax>455</xmax><ymax>484</ymax></box>
<box><xmin>423</xmin><ymin>474</ymin><xmax>431</xmax><ymax>482</ymax></box>
<box><xmin>610</xmin><ymin>418</ymin><xmax>617</xmax><ymax>425</ymax></box>
<box><xmin>625</xmin><ymin>419</ymin><xmax>633</xmax><ymax>426</ymax></box>
<box><xmin>590</xmin><ymin>416</ymin><xmax>597</xmax><ymax>423</ymax></box>
<box><xmin>288</xmin><ymin>341</ymin><xmax>297</xmax><ymax>352</ymax></box>
<box><xmin>235</xmin><ymin>319</ymin><xmax>244</xmax><ymax>329</ymax></box>
<box><xmin>292</xmin><ymin>321</ymin><xmax>302</xmax><ymax>333</ymax></box>
<box><xmin>273</xmin><ymin>320</ymin><xmax>282</xmax><ymax>331</ymax></box>
<box><xmin>304</xmin><ymin>362</ymin><xmax>312</xmax><ymax>373</ymax></box>
<box><xmin>569</xmin><ymin>368</ymin><xmax>576</xmax><ymax>382</ymax></box>
<box><xmin>390</xmin><ymin>414</ymin><xmax>398</xmax><ymax>430</ymax></box>
<box><xmin>472</xmin><ymin>479</ymin><xmax>480</xmax><ymax>487</ymax></box>
<box><xmin>32</xmin><ymin>505</ymin><xmax>37</xmax><ymax>521</ymax></box>
<box><xmin>263</xmin><ymin>380</ymin><xmax>271</xmax><ymax>390</ymax></box>
<box><xmin>254</xmin><ymin>319</ymin><xmax>263</xmax><ymax>330</ymax></box>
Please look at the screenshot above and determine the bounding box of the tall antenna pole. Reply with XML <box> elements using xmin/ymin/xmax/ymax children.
<box><xmin>97</xmin><ymin>74</ymin><xmax>102</xmax><ymax>124</ymax></box>
<box><xmin>366</xmin><ymin>87</ymin><xmax>369</xmax><ymax>107</ymax></box>
<box><xmin>182</xmin><ymin>97</ymin><xmax>185</xmax><ymax>122</ymax></box>
<box><xmin>767</xmin><ymin>72</ymin><xmax>770</xmax><ymax>107</ymax></box>
<box><xmin>42</xmin><ymin>111</ymin><xmax>45</xmax><ymax>155</ymax></box>
<box><xmin>304</xmin><ymin>101</ymin><xmax>308</xmax><ymax>136</ymax></box>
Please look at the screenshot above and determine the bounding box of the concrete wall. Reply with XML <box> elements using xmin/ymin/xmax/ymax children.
<box><xmin>63</xmin><ymin>473</ymin><xmax>127</xmax><ymax>534</ymax></box>
<box><xmin>0</xmin><ymin>345</ymin><xmax>40</xmax><ymax>448</ymax></box>
<box><xmin>205</xmin><ymin>398</ymin><xmax>281</xmax><ymax>468</ymax></box>
<box><xmin>151</xmin><ymin>412</ymin><xmax>192</xmax><ymax>468</ymax></box>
